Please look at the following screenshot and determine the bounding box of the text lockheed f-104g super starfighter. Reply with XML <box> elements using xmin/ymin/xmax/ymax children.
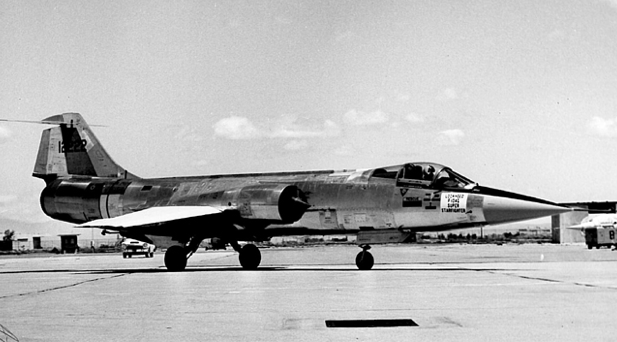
<box><xmin>25</xmin><ymin>113</ymin><xmax>570</xmax><ymax>271</ymax></box>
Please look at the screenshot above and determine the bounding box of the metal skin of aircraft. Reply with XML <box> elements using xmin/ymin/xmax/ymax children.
<box><xmin>29</xmin><ymin>113</ymin><xmax>571</xmax><ymax>271</ymax></box>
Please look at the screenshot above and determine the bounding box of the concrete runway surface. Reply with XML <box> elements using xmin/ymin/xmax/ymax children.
<box><xmin>1</xmin><ymin>243</ymin><xmax>617</xmax><ymax>342</ymax></box>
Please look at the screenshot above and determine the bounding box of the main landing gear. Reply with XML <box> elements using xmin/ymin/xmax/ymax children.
<box><xmin>355</xmin><ymin>245</ymin><xmax>374</xmax><ymax>270</ymax></box>
<box><xmin>164</xmin><ymin>236</ymin><xmax>203</xmax><ymax>272</ymax></box>
<box><xmin>164</xmin><ymin>241</ymin><xmax>263</xmax><ymax>271</ymax></box>
<box><xmin>231</xmin><ymin>241</ymin><xmax>261</xmax><ymax>270</ymax></box>
<box><xmin>164</xmin><ymin>245</ymin><xmax>188</xmax><ymax>272</ymax></box>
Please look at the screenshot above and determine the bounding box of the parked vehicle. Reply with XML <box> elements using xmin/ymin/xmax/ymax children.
<box><xmin>122</xmin><ymin>238</ymin><xmax>155</xmax><ymax>258</ymax></box>
<box><xmin>584</xmin><ymin>228</ymin><xmax>616</xmax><ymax>249</ymax></box>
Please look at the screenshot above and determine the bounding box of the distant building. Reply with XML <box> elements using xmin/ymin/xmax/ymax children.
<box><xmin>9</xmin><ymin>233</ymin><xmax>121</xmax><ymax>252</ymax></box>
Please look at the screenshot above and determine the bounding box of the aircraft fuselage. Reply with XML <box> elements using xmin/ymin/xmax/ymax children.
<box><xmin>40</xmin><ymin>164</ymin><xmax>567</xmax><ymax>247</ymax></box>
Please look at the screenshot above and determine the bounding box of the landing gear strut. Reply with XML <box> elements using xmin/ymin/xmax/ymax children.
<box><xmin>164</xmin><ymin>236</ymin><xmax>204</xmax><ymax>272</ymax></box>
<box><xmin>230</xmin><ymin>241</ymin><xmax>261</xmax><ymax>270</ymax></box>
<box><xmin>355</xmin><ymin>245</ymin><xmax>374</xmax><ymax>270</ymax></box>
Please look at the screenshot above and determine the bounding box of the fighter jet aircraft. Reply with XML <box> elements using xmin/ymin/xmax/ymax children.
<box><xmin>566</xmin><ymin>214</ymin><xmax>617</xmax><ymax>250</ymax></box>
<box><xmin>569</xmin><ymin>214</ymin><xmax>617</xmax><ymax>230</ymax></box>
<box><xmin>28</xmin><ymin>113</ymin><xmax>570</xmax><ymax>271</ymax></box>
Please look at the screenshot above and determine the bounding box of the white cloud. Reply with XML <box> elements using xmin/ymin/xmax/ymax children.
<box><xmin>334</xmin><ymin>145</ymin><xmax>355</xmax><ymax>156</ymax></box>
<box><xmin>444</xmin><ymin>88</ymin><xmax>458</xmax><ymax>99</ymax></box>
<box><xmin>272</xmin><ymin>119</ymin><xmax>340</xmax><ymax>138</ymax></box>
<box><xmin>213</xmin><ymin>116</ymin><xmax>261</xmax><ymax>140</ymax></box>
<box><xmin>228</xmin><ymin>19</ymin><xmax>242</xmax><ymax>28</ymax></box>
<box><xmin>547</xmin><ymin>29</ymin><xmax>565</xmax><ymax>41</ymax></box>
<box><xmin>176</xmin><ymin>125</ymin><xmax>205</xmax><ymax>142</ymax></box>
<box><xmin>437</xmin><ymin>88</ymin><xmax>459</xmax><ymax>101</ymax></box>
<box><xmin>0</xmin><ymin>126</ymin><xmax>12</xmax><ymax>145</ymax></box>
<box><xmin>334</xmin><ymin>30</ymin><xmax>353</xmax><ymax>42</ymax></box>
<box><xmin>438</xmin><ymin>129</ymin><xmax>465</xmax><ymax>145</ymax></box>
<box><xmin>275</xmin><ymin>16</ymin><xmax>292</xmax><ymax>25</ymax></box>
<box><xmin>588</xmin><ymin>116</ymin><xmax>617</xmax><ymax>137</ymax></box>
<box><xmin>397</xmin><ymin>93</ymin><xmax>411</xmax><ymax>102</ymax></box>
<box><xmin>213</xmin><ymin>116</ymin><xmax>341</xmax><ymax>140</ymax></box>
<box><xmin>283</xmin><ymin>140</ymin><xmax>309</xmax><ymax>151</ymax></box>
<box><xmin>344</xmin><ymin>109</ymin><xmax>389</xmax><ymax>125</ymax></box>
<box><xmin>603</xmin><ymin>0</ymin><xmax>617</xmax><ymax>10</ymax></box>
<box><xmin>405</xmin><ymin>112</ymin><xmax>424</xmax><ymax>123</ymax></box>
<box><xmin>323</xmin><ymin>120</ymin><xmax>341</xmax><ymax>135</ymax></box>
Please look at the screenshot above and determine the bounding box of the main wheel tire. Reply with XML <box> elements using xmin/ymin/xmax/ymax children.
<box><xmin>355</xmin><ymin>251</ymin><xmax>374</xmax><ymax>270</ymax></box>
<box><xmin>164</xmin><ymin>245</ymin><xmax>187</xmax><ymax>271</ymax></box>
<box><xmin>239</xmin><ymin>244</ymin><xmax>261</xmax><ymax>270</ymax></box>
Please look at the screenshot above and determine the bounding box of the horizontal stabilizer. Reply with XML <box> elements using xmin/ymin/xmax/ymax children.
<box><xmin>0</xmin><ymin>118</ymin><xmax>106</xmax><ymax>127</ymax></box>
<box><xmin>77</xmin><ymin>206</ymin><xmax>225</xmax><ymax>229</ymax></box>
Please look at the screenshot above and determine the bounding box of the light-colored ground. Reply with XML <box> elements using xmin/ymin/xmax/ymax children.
<box><xmin>1</xmin><ymin>243</ymin><xmax>616</xmax><ymax>341</ymax></box>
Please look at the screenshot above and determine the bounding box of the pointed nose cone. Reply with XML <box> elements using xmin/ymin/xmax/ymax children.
<box><xmin>476</xmin><ymin>186</ymin><xmax>571</xmax><ymax>225</ymax></box>
<box><xmin>568</xmin><ymin>222</ymin><xmax>594</xmax><ymax>230</ymax></box>
<box><xmin>483</xmin><ymin>196</ymin><xmax>571</xmax><ymax>224</ymax></box>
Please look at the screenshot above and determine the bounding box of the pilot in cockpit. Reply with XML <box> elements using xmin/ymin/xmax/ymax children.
<box><xmin>403</xmin><ymin>164</ymin><xmax>424</xmax><ymax>180</ymax></box>
<box><xmin>433</xmin><ymin>169</ymin><xmax>463</xmax><ymax>188</ymax></box>
<box><xmin>423</xmin><ymin>165</ymin><xmax>435</xmax><ymax>181</ymax></box>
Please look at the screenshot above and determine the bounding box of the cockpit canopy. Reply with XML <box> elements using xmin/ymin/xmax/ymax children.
<box><xmin>370</xmin><ymin>162</ymin><xmax>476</xmax><ymax>190</ymax></box>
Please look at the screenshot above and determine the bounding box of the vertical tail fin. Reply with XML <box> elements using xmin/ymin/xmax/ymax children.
<box><xmin>33</xmin><ymin>113</ymin><xmax>137</xmax><ymax>181</ymax></box>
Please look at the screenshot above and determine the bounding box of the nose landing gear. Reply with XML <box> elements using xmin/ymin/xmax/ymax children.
<box><xmin>238</xmin><ymin>244</ymin><xmax>261</xmax><ymax>269</ymax></box>
<box><xmin>355</xmin><ymin>245</ymin><xmax>374</xmax><ymax>270</ymax></box>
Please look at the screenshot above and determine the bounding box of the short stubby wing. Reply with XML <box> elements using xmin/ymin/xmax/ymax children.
<box><xmin>76</xmin><ymin>206</ymin><xmax>225</xmax><ymax>229</ymax></box>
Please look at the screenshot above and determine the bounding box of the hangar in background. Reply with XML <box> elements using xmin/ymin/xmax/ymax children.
<box><xmin>553</xmin><ymin>201</ymin><xmax>617</xmax><ymax>243</ymax></box>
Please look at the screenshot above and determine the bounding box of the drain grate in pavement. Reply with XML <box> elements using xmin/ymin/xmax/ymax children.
<box><xmin>325</xmin><ymin>319</ymin><xmax>418</xmax><ymax>328</ymax></box>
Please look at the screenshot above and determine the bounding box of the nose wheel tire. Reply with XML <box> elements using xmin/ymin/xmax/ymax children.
<box><xmin>239</xmin><ymin>244</ymin><xmax>261</xmax><ymax>270</ymax></box>
<box><xmin>164</xmin><ymin>245</ymin><xmax>188</xmax><ymax>272</ymax></box>
<box><xmin>355</xmin><ymin>250</ymin><xmax>374</xmax><ymax>270</ymax></box>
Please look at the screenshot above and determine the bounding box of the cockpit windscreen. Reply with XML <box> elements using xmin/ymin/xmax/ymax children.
<box><xmin>371</xmin><ymin>162</ymin><xmax>476</xmax><ymax>190</ymax></box>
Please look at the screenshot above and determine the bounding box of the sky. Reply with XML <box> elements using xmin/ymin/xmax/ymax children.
<box><xmin>2</xmin><ymin>0</ymin><xmax>617</xmax><ymax>233</ymax></box>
